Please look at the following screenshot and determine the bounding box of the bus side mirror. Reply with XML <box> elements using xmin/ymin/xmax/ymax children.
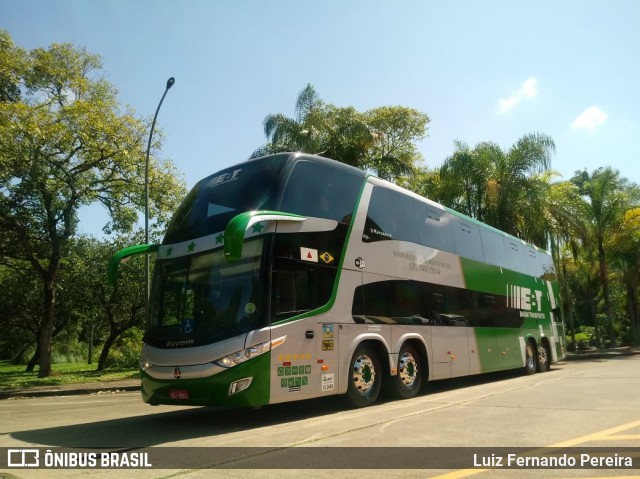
<box><xmin>224</xmin><ymin>210</ymin><xmax>305</xmax><ymax>261</ymax></box>
<box><xmin>108</xmin><ymin>243</ymin><xmax>159</xmax><ymax>285</ymax></box>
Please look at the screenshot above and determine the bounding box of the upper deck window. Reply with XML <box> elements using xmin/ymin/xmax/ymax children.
<box><xmin>363</xmin><ymin>186</ymin><xmax>418</xmax><ymax>243</ymax></box>
<box><xmin>280</xmin><ymin>160</ymin><xmax>363</xmax><ymax>223</ymax></box>
<box><xmin>164</xmin><ymin>155</ymin><xmax>288</xmax><ymax>243</ymax></box>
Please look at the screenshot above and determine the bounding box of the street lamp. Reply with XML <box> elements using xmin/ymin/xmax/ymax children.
<box><xmin>145</xmin><ymin>77</ymin><xmax>175</xmax><ymax>304</ymax></box>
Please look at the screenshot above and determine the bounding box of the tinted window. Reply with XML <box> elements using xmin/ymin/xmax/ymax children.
<box><xmin>147</xmin><ymin>239</ymin><xmax>268</xmax><ymax>348</ymax></box>
<box><xmin>164</xmin><ymin>155</ymin><xmax>287</xmax><ymax>243</ymax></box>
<box><xmin>452</xmin><ymin>220</ymin><xmax>484</xmax><ymax>261</ymax></box>
<box><xmin>363</xmin><ymin>187</ymin><xmax>418</xmax><ymax>243</ymax></box>
<box><xmin>281</xmin><ymin>161</ymin><xmax>363</xmax><ymax>223</ymax></box>
<box><xmin>503</xmin><ymin>238</ymin><xmax>526</xmax><ymax>273</ymax></box>
<box><xmin>480</xmin><ymin>229</ymin><xmax>506</xmax><ymax>269</ymax></box>
<box><xmin>353</xmin><ymin>279</ymin><xmax>521</xmax><ymax>328</ymax></box>
<box><xmin>525</xmin><ymin>248</ymin><xmax>544</xmax><ymax>277</ymax></box>
<box><xmin>272</xmin><ymin>257</ymin><xmax>336</xmax><ymax>322</ymax></box>
<box><xmin>416</xmin><ymin>205</ymin><xmax>454</xmax><ymax>252</ymax></box>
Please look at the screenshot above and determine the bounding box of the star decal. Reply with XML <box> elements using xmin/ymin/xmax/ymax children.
<box><xmin>215</xmin><ymin>234</ymin><xmax>224</xmax><ymax>244</ymax></box>
<box><xmin>188</xmin><ymin>241</ymin><xmax>196</xmax><ymax>252</ymax></box>
<box><xmin>165</xmin><ymin>247</ymin><xmax>173</xmax><ymax>257</ymax></box>
<box><xmin>251</xmin><ymin>222</ymin><xmax>264</xmax><ymax>233</ymax></box>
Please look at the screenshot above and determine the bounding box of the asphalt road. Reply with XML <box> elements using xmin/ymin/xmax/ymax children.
<box><xmin>1</xmin><ymin>355</ymin><xmax>639</xmax><ymax>479</ymax></box>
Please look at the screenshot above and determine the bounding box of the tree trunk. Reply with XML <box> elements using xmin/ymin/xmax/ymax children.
<box><xmin>26</xmin><ymin>340</ymin><xmax>40</xmax><ymax>372</ymax></box>
<box><xmin>38</xmin><ymin>272</ymin><xmax>57</xmax><ymax>377</ymax></box>
<box><xmin>627</xmin><ymin>282</ymin><xmax>639</xmax><ymax>345</ymax></box>
<box><xmin>12</xmin><ymin>343</ymin><xmax>31</xmax><ymax>365</ymax></box>
<box><xmin>589</xmin><ymin>283</ymin><xmax>602</xmax><ymax>350</ymax></box>
<box><xmin>97</xmin><ymin>330</ymin><xmax>118</xmax><ymax>371</ymax></box>
<box><xmin>598</xmin><ymin>245</ymin><xmax>617</xmax><ymax>348</ymax></box>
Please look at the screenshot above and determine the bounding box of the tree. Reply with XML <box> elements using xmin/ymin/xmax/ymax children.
<box><xmin>252</xmin><ymin>84</ymin><xmax>429</xmax><ymax>180</ymax></box>
<box><xmin>0</xmin><ymin>263</ymin><xmax>41</xmax><ymax>363</ymax></box>
<box><xmin>64</xmin><ymin>235</ymin><xmax>147</xmax><ymax>370</ymax></box>
<box><xmin>438</xmin><ymin>132</ymin><xmax>555</xmax><ymax>245</ymax></box>
<box><xmin>570</xmin><ymin>167</ymin><xmax>637</xmax><ymax>348</ymax></box>
<box><xmin>610</xmin><ymin>208</ymin><xmax>640</xmax><ymax>344</ymax></box>
<box><xmin>252</xmin><ymin>83</ymin><xmax>327</xmax><ymax>157</ymax></box>
<box><xmin>0</xmin><ymin>31</ymin><xmax>24</xmax><ymax>102</ymax></box>
<box><xmin>0</xmin><ymin>32</ymin><xmax>185</xmax><ymax>377</ymax></box>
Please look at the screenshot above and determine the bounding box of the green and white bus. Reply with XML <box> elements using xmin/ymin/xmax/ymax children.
<box><xmin>109</xmin><ymin>152</ymin><xmax>566</xmax><ymax>408</ymax></box>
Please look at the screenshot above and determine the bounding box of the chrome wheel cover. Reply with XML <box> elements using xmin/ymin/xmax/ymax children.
<box><xmin>398</xmin><ymin>351</ymin><xmax>418</xmax><ymax>388</ymax></box>
<box><xmin>352</xmin><ymin>354</ymin><xmax>376</xmax><ymax>394</ymax></box>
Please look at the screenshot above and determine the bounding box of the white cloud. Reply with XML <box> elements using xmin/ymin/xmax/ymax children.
<box><xmin>571</xmin><ymin>106</ymin><xmax>608</xmax><ymax>131</ymax></box>
<box><xmin>497</xmin><ymin>77</ymin><xmax>538</xmax><ymax>114</ymax></box>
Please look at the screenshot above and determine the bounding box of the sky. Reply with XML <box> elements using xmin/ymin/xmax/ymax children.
<box><xmin>3</xmin><ymin>0</ymin><xmax>640</xmax><ymax>236</ymax></box>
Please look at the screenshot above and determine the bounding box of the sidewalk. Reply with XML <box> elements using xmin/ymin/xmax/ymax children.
<box><xmin>0</xmin><ymin>378</ymin><xmax>140</xmax><ymax>400</ymax></box>
<box><xmin>1</xmin><ymin>347</ymin><xmax>638</xmax><ymax>400</ymax></box>
<box><xmin>564</xmin><ymin>345</ymin><xmax>640</xmax><ymax>361</ymax></box>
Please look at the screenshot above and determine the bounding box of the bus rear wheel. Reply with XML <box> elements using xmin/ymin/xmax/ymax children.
<box><xmin>537</xmin><ymin>341</ymin><xmax>551</xmax><ymax>372</ymax></box>
<box><xmin>390</xmin><ymin>344</ymin><xmax>422</xmax><ymax>399</ymax></box>
<box><xmin>524</xmin><ymin>340</ymin><xmax>537</xmax><ymax>375</ymax></box>
<box><xmin>346</xmin><ymin>344</ymin><xmax>382</xmax><ymax>408</ymax></box>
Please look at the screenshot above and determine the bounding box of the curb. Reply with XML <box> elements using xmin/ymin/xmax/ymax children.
<box><xmin>0</xmin><ymin>383</ymin><xmax>140</xmax><ymax>400</ymax></box>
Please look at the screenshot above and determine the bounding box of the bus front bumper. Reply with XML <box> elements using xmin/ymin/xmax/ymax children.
<box><xmin>140</xmin><ymin>352</ymin><xmax>271</xmax><ymax>408</ymax></box>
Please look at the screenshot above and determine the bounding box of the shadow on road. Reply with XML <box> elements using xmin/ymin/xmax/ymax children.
<box><xmin>11</xmin><ymin>366</ymin><xmax>565</xmax><ymax>448</ymax></box>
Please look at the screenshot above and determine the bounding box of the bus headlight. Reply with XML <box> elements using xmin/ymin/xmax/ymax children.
<box><xmin>139</xmin><ymin>358</ymin><xmax>152</xmax><ymax>372</ymax></box>
<box><xmin>213</xmin><ymin>336</ymin><xmax>286</xmax><ymax>369</ymax></box>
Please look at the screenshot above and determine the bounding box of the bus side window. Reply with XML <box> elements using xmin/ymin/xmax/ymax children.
<box><xmin>416</xmin><ymin>204</ymin><xmax>454</xmax><ymax>252</ymax></box>
<box><xmin>363</xmin><ymin>187</ymin><xmax>418</xmax><ymax>243</ymax></box>
<box><xmin>452</xmin><ymin>221</ymin><xmax>484</xmax><ymax>262</ymax></box>
<box><xmin>272</xmin><ymin>258</ymin><xmax>336</xmax><ymax>320</ymax></box>
<box><xmin>273</xmin><ymin>270</ymin><xmax>310</xmax><ymax>316</ymax></box>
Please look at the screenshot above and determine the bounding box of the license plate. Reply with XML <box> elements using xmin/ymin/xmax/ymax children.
<box><xmin>169</xmin><ymin>389</ymin><xmax>190</xmax><ymax>400</ymax></box>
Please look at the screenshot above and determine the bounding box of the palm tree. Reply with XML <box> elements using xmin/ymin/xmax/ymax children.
<box><xmin>571</xmin><ymin>167</ymin><xmax>635</xmax><ymax>348</ymax></box>
<box><xmin>439</xmin><ymin>140</ymin><xmax>491</xmax><ymax>219</ymax></box>
<box><xmin>251</xmin><ymin>84</ymin><xmax>326</xmax><ymax>158</ymax></box>
<box><xmin>251</xmin><ymin>86</ymin><xmax>429</xmax><ymax>182</ymax></box>
<box><xmin>438</xmin><ymin>132</ymin><xmax>555</xmax><ymax>246</ymax></box>
<box><xmin>609</xmin><ymin>206</ymin><xmax>640</xmax><ymax>345</ymax></box>
<box><xmin>485</xmin><ymin>132</ymin><xmax>555</xmax><ymax>238</ymax></box>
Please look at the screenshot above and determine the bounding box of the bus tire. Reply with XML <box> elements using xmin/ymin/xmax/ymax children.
<box><xmin>390</xmin><ymin>344</ymin><xmax>422</xmax><ymax>399</ymax></box>
<box><xmin>537</xmin><ymin>340</ymin><xmax>551</xmax><ymax>373</ymax></box>
<box><xmin>524</xmin><ymin>340</ymin><xmax>537</xmax><ymax>375</ymax></box>
<box><xmin>346</xmin><ymin>344</ymin><xmax>382</xmax><ymax>408</ymax></box>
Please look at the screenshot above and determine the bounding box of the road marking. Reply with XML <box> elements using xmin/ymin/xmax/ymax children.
<box><xmin>430</xmin><ymin>418</ymin><xmax>640</xmax><ymax>479</ymax></box>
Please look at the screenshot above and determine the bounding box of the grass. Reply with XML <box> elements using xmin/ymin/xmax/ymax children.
<box><xmin>0</xmin><ymin>360</ymin><xmax>138</xmax><ymax>390</ymax></box>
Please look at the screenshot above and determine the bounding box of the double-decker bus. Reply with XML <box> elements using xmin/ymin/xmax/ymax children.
<box><xmin>109</xmin><ymin>152</ymin><xmax>566</xmax><ymax>408</ymax></box>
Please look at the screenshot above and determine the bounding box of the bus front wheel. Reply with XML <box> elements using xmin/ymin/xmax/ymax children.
<box><xmin>346</xmin><ymin>344</ymin><xmax>382</xmax><ymax>408</ymax></box>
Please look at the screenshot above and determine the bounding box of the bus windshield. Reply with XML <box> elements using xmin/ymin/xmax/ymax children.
<box><xmin>163</xmin><ymin>155</ymin><xmax>288</xmax><ymax>244</ymax></box>
<box><xmin>145</xmin><ymin>239</ymin><xmax>267</xmax><ymax>348</ymax></box>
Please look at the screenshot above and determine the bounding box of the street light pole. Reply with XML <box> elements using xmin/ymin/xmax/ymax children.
<box><xmin>145</xmin><ymin>77</ymin><xmax>175</xmax><ymax>307</ymax></box>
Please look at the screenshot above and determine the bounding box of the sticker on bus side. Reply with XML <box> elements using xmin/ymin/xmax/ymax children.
<box><xmin>322</xmin><ymin>373</ymin><xmax>335</xmax><ymax>391</ymax></box>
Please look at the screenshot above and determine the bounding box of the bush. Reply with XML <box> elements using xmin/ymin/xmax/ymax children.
<box><xmin>52</xmin><ymin>337</ymin><xmax>89</xmax><ymax>364</ymax></box>
<box><xmin>103</xmin><ymin>328</ymin><xmax>143</xmax><ymax>370</ymax></box>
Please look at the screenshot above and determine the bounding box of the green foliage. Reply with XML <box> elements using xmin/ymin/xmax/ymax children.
<box><xmin>436</xmin><ymin>133</ymin><xmax>556</xmax><ymax>247</ymax></box>
<box><xmin>51</xmin><ymin>337</ymin><xmax>88</xmax><ymax>364</ymax></box>
<box><xmin>0</xmin><ymin>31</ymin><xmax>185</xmax><ymax>376</ymax></box>
<box><xmin>253</xmin><ymin>83</ymin><xmax>429</xmax><ymax>181</ymax></box>
<box><xmin>102</xmin><ymin>327</ymin><xmax>143</xmax><ymax>369</ymax></box>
